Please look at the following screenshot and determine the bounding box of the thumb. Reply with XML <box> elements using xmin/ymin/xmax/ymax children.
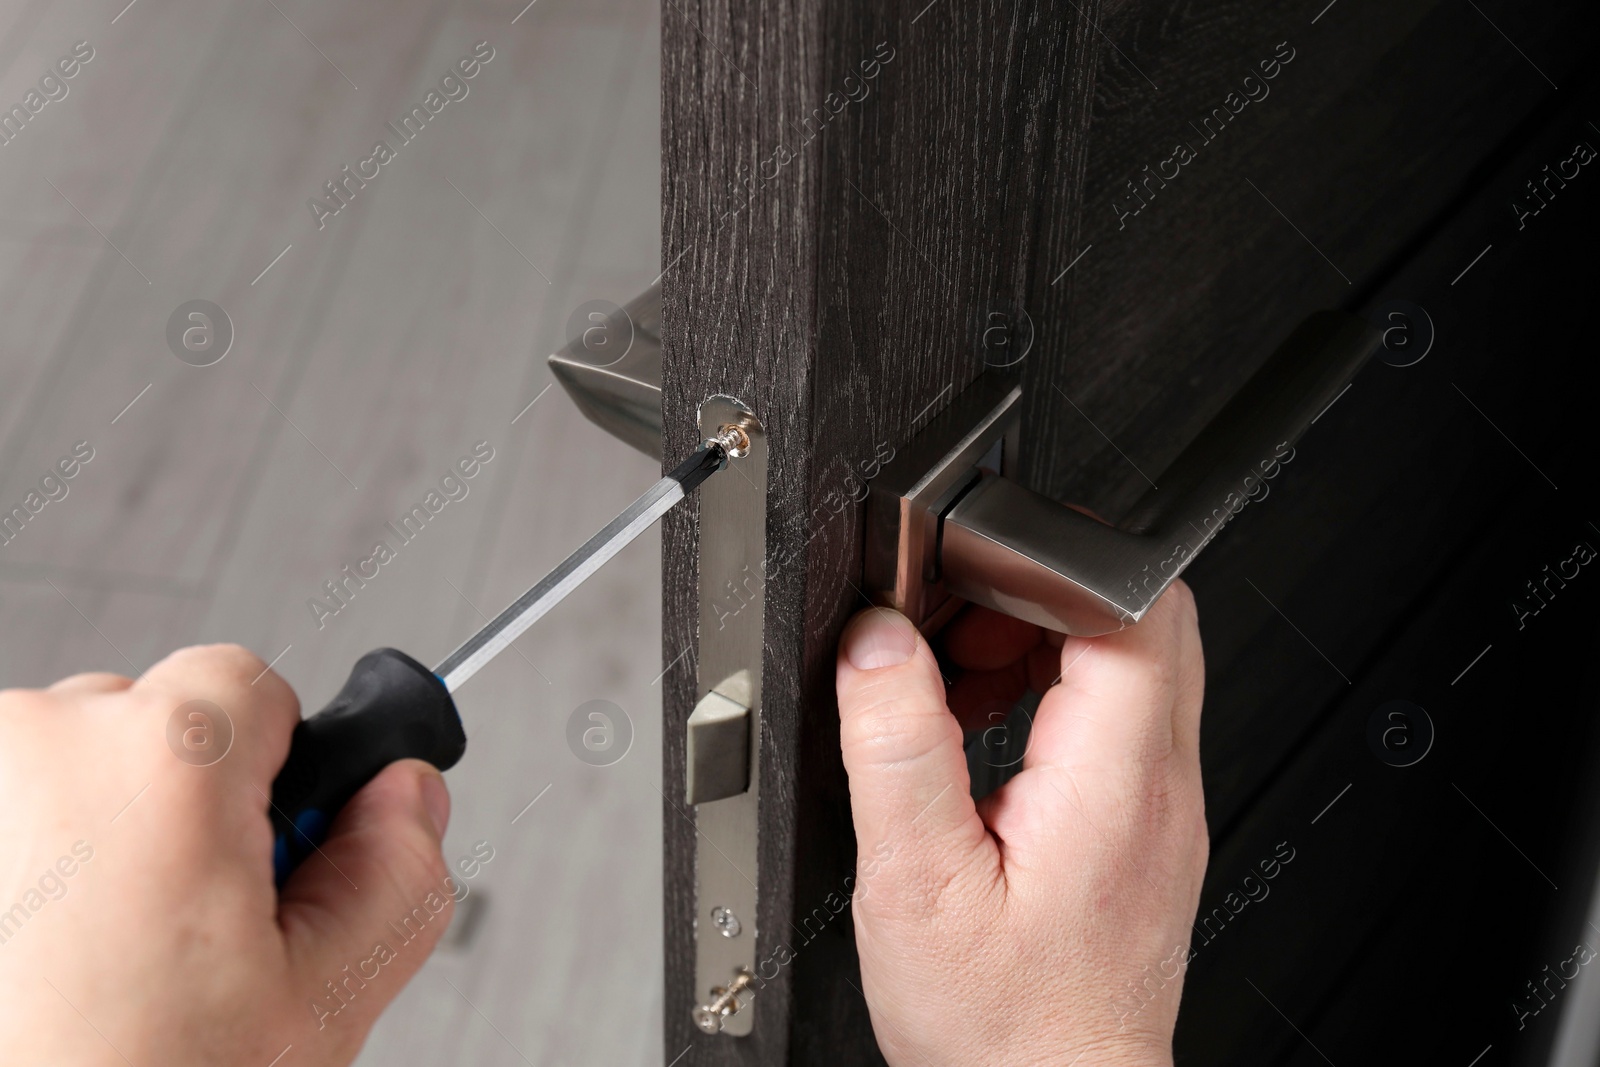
<box><xmin>836</xmin><ymin>609</ymin><xmax>993</xmax><ymax>907</ymax></box>
<box><xmin>278</xmin><ymin>759</ymin><xmax>455</xmax><ymax>1032</ymax></box>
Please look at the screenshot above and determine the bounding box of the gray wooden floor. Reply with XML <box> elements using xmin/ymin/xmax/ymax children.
<box><xmin>0</xmin><ymin>0</ymin><xmax>666</xmax><ymax>1061</ymax></box>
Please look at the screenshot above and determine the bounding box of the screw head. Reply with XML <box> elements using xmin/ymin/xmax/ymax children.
<box><xmin>710</xmin><ymin>905</ymin><xmax>741</xmax><ymax>938</ymax></box>
<box><xmin>710</xmin><ymin>424</ymin><xmax>751</xmax><ymax>459</ymax></box>
<box><xmin>692</xmin><ymin>1006</ymin><xmax>723</xmax><ymax>1034</ymax></box>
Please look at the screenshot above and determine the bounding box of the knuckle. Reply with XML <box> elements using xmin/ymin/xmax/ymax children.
<box><xmin>201</xmin><ymin>642</ymin><xmax>271</xmax><ymax>679</ymax></box>
<box><xmin>400</xmin><ymin>836</ymin><xmax>453</xmax><ymax>906</ymax></box>
<box><xmin>1122</xmin><ymin>759</ymin><xmax>1203</xmax><ymax>845</ymax></box>
<box><xmin>49</xmin><ymin>671</ymin><xmax>131</xmax><ymax>691</ymax></box>
<box><xmin>1144</xmin><ymin>647</ymin><xmax>1182</xmax><ymax>702</ymax></box>
<box><xmin>159</xmin><ymin>643</ymin><xmax>270</xmax><ymax>686</ymax></box>
<box><xmin>1131</xmin><ymin>764</ymin><xmax>1181</xmax><ymax>832</ymax></box>
<box><xmin>129</xmin><ymin>684</ymin><xmax>181</xmax><ymax>722</ymax></box>
<box><xmin>1112</xmin><ymin>702</ymin><xmax>1178</xmax><ymax>768</ymax></box>
<box><xmin>0</xmin><ymin>686</ymin><xmax>55</xmax><ymax>713</ymax></box>
<box><xmin>1166</xmin><ymin>579</ymin><xmax>1198</xmax><ymax>621</ymax></box>
<box><xmin>861</xmin><ymin>842</ymin><xmax>990</xmax><ymax>931</ymax></box>
<box><xmin>840</xmin><ymin>686</ymin><xmax>955</xmax><ymax>766</ymax></box>
<box><xmin>901</xmin><ymin>855</ymin><xmax>967</xmax><ymax>919</ymax></box>
<box><xmin>419</xmin><ymin>839</ymin><xmax>451</xmax><ymax>886</ymax></box>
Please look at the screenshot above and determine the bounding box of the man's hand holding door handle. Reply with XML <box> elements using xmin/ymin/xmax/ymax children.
<box><xmin>836</xmin><ymin>583</ymin><xmax>1209</xmax><ymax>1067</ymax></box>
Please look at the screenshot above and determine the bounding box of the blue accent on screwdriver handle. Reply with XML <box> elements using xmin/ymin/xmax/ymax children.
<box><xmin>269</xmin><ymin>648</ymin><xmax>465</xmax><ymax>886</ymax></box>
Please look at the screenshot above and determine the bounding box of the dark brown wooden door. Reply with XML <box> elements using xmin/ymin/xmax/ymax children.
<box><xmin>657</xmin><ymin>2</ymin><xmax>1600</xmax><ymax>1064</ymax></box>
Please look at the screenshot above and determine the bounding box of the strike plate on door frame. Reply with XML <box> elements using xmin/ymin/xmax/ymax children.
<box><xmin>687</xmin><ymin>395</ymin><xmax>766</xmax><ymax>1037</ymax></box>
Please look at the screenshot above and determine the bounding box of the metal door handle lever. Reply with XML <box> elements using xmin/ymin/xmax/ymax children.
<box><xmin>868</xmin><ymin>311</ymin><xmax>1382</xmax><ymax>635</ymax></box>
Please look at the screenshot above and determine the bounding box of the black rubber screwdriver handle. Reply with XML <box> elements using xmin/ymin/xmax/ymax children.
<box><xmin>268</xmin><ymin>648</ymin><xmax>465</xmax><ymax>886</ymax></box>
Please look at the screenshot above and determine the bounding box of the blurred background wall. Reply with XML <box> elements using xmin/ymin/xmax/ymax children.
<box><xmin>0</xmin><ymin>0</ymin><xmax>665</xmax><ymax>1061</ymax></box>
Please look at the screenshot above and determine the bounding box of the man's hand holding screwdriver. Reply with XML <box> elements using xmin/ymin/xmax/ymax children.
<box><xmin>837</xmin><ymin>585</ymin><xmax>1208</xmax><ymax>1067</ymax></box>
<box><xmin>0</xmin><ymin>646</ymin><xmax>453</xmax><ymax>1065</ymax></box>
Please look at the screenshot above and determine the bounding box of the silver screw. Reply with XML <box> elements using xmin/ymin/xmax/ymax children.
<box><xmin>710</xmin><ymin>905</ymin><xmax>741</xmax><ymax>938</ymax></box>
<box><xmin>707</xmin><ymin>423</ymin><xmax>751</xmax><ymax>460</ymax></box>
<box><xmin>692</xmin><ymin>968</ymin><xmax>754</xmax><ymax>1034</ymax></box>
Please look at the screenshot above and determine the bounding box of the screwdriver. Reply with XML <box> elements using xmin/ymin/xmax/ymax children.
<box><xmin>267</xmin><ymin>434</ymin><xmax>736</xmax><ymax>884</ymax></box>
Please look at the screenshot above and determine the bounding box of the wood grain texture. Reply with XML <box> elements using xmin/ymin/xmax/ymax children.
<box><xmin>1020</xmin><ymin>0</ymin><xmax>1598</xmax><ymax>513</ymax></box>
<box><xmin>1168</xmin><ymin>65</ymin><xmax>1600</xmax><ymax>1067</ymax></box>
<box><xmin>659</xmin><ymin>1</ymin><xmax>1100</xmax><ymax>1062</ymax></box>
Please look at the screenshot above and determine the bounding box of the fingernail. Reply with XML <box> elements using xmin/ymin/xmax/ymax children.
<box><xmin>420</xmin><ymin>772</ymin><xmax>451</xmax><ymax>838</ymax></box>
<box><xmin>843</xmin><ymin>609</ymin><xmax>917</xmax><ymax>670</ymax></box>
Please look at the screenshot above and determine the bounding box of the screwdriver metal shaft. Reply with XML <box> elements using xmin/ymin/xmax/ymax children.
<box><xmin>270</xmin><ymin>439</ymin><xmax>730</xmax><ymax>885</ymax></box>
<box><xmin>433</xmin><ymin>443</ymin><xmax>726</xmax><ymax>692</ymax></box>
